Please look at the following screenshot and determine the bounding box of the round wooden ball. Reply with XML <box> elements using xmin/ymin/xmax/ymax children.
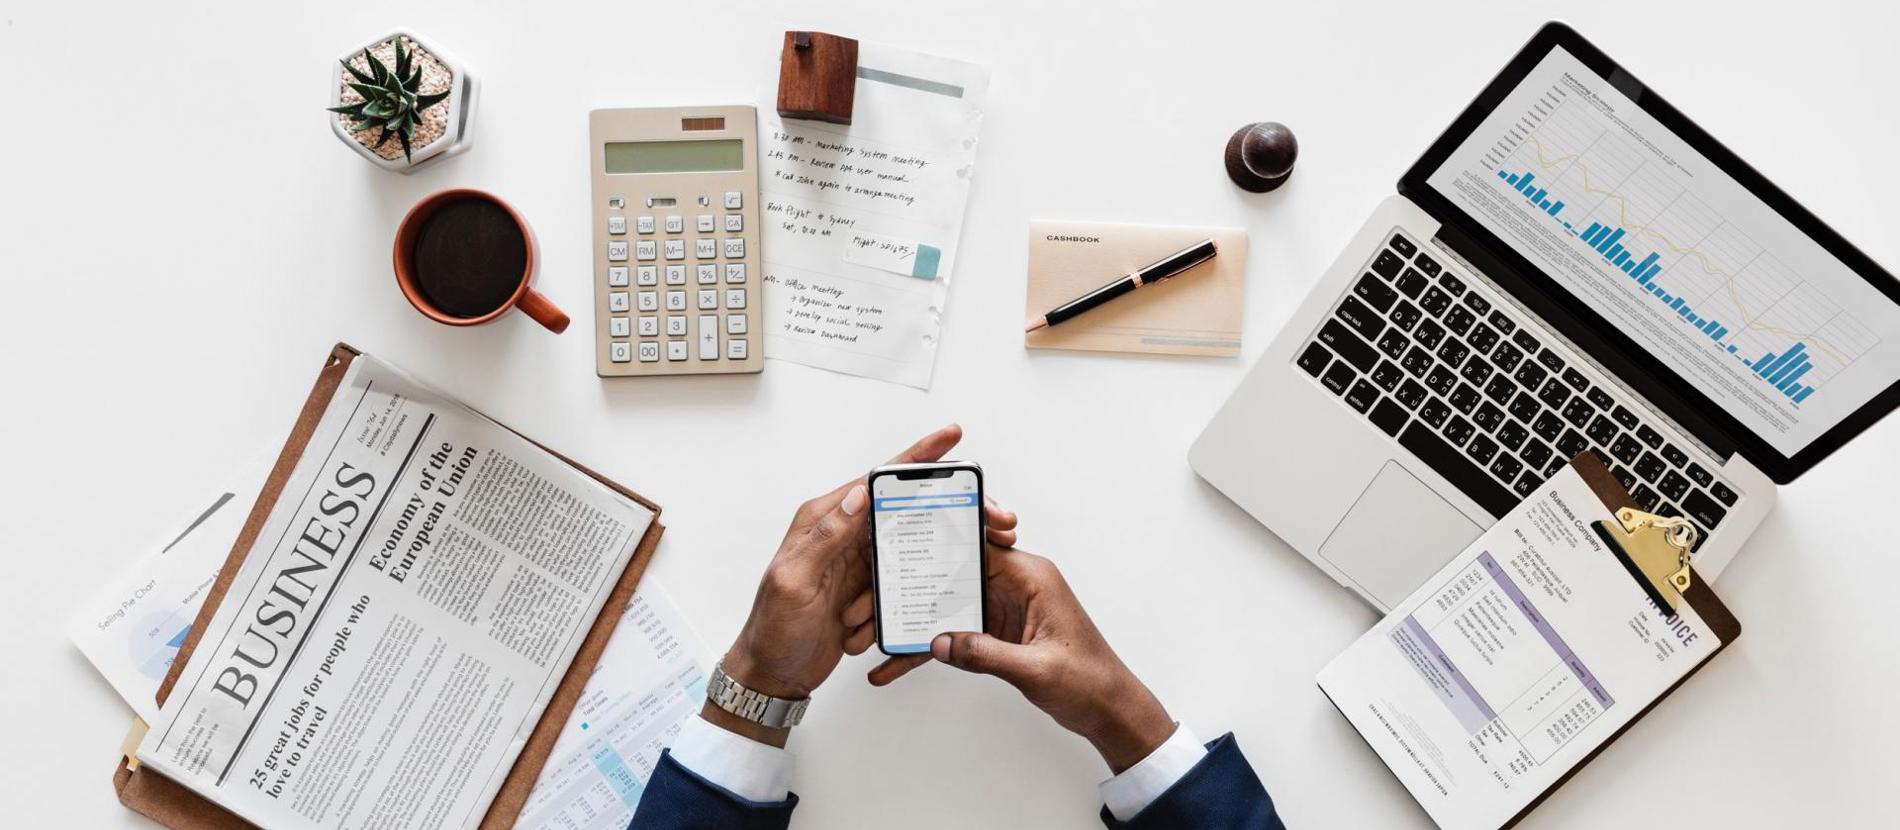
<box><xmin>1225</xmin><ymin>122</ymin><xmax>1298</xmax><ymax>193</ymax></box>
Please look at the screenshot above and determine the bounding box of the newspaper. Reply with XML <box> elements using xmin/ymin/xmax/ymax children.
<box><xmin>137</xmin><ymin>354</ymin><xmax>655</xmax><ymax>830</ymax></box>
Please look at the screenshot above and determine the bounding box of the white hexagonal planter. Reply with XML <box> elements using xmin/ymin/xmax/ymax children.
<box><xmin>328</xmin><ymin>29</ymin><xmax>479</xmax><ymax>173</ymax></box>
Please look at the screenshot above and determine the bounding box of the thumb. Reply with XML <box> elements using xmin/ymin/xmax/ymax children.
<box><xmin>932</xmin><ymin>632</ymin><xmax>1042</xmax><ymax>688</ymax></box>
<box><xmin>803</xmin><ymin>484</ymin><xmax>869</xmax><ymax>551</ymax></box>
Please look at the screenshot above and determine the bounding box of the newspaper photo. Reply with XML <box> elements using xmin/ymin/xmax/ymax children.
<box><xmin>136</xmin><ymin>354</ymin><xmax>655</xmax><ymax>830</ymax></box>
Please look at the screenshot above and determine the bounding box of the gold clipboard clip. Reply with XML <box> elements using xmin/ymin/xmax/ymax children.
<box><xmin>1591</xmin><ymin>507</ymin><xmax>1697</xmax><ymax>613</ymax></box>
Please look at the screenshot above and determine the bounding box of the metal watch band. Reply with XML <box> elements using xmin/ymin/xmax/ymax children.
<box><xmin>705</xmin><ymin>660</ymin><xmax>809</xmax><ymax>729</ymax></box>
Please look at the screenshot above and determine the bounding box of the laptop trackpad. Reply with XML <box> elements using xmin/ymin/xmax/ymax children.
<box><xmin>1321</xmin><ymin>462</ymin><xmax>1484</xmax><ymax>609</ymax></box>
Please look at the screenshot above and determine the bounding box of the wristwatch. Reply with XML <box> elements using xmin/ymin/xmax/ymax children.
<box><xmin>705</xmin><ymin>660</ymin><xmax>810</xmax><ymax>729</ymax></box>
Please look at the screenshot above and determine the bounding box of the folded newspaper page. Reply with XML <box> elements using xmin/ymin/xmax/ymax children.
<box><xmin>137</xmin><ymin>354</ymin><xmax>655</xmax><ymax>830</ymax></box>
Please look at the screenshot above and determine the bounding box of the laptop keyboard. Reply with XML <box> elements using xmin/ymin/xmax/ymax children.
<box><xmin>1295</xmin><ymin>230</ymin><xmax>1740</xmax><ymax>549</ymax></box>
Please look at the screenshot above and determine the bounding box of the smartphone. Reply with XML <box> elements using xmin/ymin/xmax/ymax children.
<box><xmin>868</xmin><ymin>461</ymin><xmax>987</xmax><ymax>655</ymax></box>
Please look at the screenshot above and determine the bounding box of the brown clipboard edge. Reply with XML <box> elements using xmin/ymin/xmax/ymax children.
<box><xmin>112</xmin><ymin>343</ymin><xmax>669</xmax><ymax>830</ymax></box>
<box><xmin>1317</xmin><ymin>452</ymin><xmax>1742</xmax><ymax>830</ymax></box>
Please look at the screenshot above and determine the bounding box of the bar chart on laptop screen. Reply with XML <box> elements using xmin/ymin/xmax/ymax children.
<box><xmin>1476</xmin><ymin>83</ymin><xmax>1880</xmax><ymax>408</ymax></box>
<box><xmin>1429</xmin><ymin>46</ymin><xmax>1900</xmax><ymax>454</ymax></box>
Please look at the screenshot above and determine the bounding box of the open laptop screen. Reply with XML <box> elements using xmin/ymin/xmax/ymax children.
<box><xmin>1406</xmin><ymin>25</ymin><xmax>1900</xmax><ymax>480</ymax></box>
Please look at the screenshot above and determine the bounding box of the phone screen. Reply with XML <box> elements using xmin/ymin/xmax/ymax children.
<box><xmin>871</xmin><ymin>467</ymin><xmax>984</xmax><ymax>654</ymax></box>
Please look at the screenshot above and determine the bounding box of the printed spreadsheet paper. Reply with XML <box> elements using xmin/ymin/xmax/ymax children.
<box><xmin>759</xmin><ymin>42</ymin><xmax>990</xmax><ymax>389</ymax></box>
<box><xmin>1317</xmin><ymin>465</ymin><xmax>1720</xmax><ymax>830</ymax></box>
<box><xmin>518</xmin><ymin>582</ymin><xmax>711</xmax><ymax>830</ymax></box>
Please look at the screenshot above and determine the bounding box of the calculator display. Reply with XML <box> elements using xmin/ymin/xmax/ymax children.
<box><xmin>604</xmin><ymin>140</ymin><xmax>744</xmax><ymax>175</ymax></box>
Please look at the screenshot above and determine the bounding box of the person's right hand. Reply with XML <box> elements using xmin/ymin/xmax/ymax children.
<box><xmin>867</xmin><ymin>547</ymin><xmax>1178</xmax><ymax>774</ymax></box>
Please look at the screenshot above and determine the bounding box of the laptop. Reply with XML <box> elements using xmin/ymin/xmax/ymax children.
<box><xmin>1191</xmin><ymin>22</ymin><xmax>1900</xmax><ymax>611</ymax></box>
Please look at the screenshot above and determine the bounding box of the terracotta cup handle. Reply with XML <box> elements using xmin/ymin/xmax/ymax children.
<box><xmin>516</xmin><ymin>288</ymin><xmax>570</xmax><ymax>334</ymax></box>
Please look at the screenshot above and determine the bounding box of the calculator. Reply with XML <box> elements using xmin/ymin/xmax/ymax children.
<box><xmin>590</xmin><ymin>106</ymin><xmax>763</xmax><ymax>376</ymax></box>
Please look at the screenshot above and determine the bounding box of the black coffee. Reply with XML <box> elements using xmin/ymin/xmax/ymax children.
<box><xmin>413</xmin><ymin>197</ymin><xmax>529</xmax><ymax>318</ymax></box>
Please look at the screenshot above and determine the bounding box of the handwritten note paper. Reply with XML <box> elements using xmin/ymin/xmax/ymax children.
<box><xmin>760</xmin><ymin>43</ymin><xmax>990</xmax><ymax>388</ymax></box>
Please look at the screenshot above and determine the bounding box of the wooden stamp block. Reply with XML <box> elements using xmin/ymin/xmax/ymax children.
<box><xmin>776</xmin><ymin>31</ymin><xmax>858</xmax><ymax>124</ymax></box>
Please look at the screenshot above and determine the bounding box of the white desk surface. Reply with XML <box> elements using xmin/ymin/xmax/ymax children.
<box><xmin>6</xmin><ymin>1</ymin><xmax>1897</xmax><ymax>827</ymax></box>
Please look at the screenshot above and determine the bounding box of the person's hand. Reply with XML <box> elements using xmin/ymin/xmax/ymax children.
<box><xmin>710</xmin><ymin>424</ymin><xmax>1020</xmax><ymax>746</ymax></box>
<box><xmin>867</xmin><ymin>547</ymin><xmax>1175</xmax><ymax>774</ymax></box>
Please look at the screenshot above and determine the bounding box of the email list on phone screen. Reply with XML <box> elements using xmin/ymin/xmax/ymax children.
<box><xmin>872</xmin><ymin>469</ymin><xmax>984</xmax><ymax>654</ymax></box>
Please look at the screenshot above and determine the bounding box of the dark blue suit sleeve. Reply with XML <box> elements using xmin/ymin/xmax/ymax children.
<box><xmin>1100</xmin><ymin>733</ymin><xmax>1284</xmax><ymax>829</ymax></box>
<box><xmin>628</xmin><ymin>749</ymin><xmax>798</xmax><ymax>830</ymax></box>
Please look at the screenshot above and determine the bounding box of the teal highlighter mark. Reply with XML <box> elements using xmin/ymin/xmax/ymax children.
<box><xmin>911</xmin><ymin>245</ymin><xmax>941</xmax><ymax>279</ymax></box>
<box><xmin>591</xmin><ymin>745</ymin><xmax>645</xmax><ymax>808</ymax></box>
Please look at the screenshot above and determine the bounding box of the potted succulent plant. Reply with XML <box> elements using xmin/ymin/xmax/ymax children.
<box><xmin>327</xmin><ymin>31</ymin><xmax>479</xmax><ymax>172</ymax></box>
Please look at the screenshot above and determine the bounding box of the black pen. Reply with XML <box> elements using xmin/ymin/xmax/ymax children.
<box><xmin>1025</xmin><ymin>238</ymin><xmax>1219</xmax><ymax>332</ymax></box>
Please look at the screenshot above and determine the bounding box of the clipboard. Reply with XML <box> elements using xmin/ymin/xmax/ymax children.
<box><xmin>1498</xmin><ymin>452</ymin><xmax>1742</xmax><ymax>826</ymax></box>
<box><xmin>110</xmin><ymin>343</ymin><xmax>667</xmax><ymax>830</ymax></box>
<box><xmin>1314</xmin><ymin>452</ymin><xmax>1740</xmax><ymax>828</ymax></box>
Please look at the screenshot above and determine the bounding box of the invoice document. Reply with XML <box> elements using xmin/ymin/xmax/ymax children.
<box><xmin>1317</xmin><ymin>461</ymin><xmax>1736</xmax><ymax>830</ymax></box>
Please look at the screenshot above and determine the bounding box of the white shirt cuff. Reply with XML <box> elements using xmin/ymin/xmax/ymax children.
<box><xmin>665</xmin><ymin>713</ymin><xmax>795</xmax><ymax>803</ymax></box>
<box><xmin>1098</xmin><ymin>724</ymin><xmax>1208</xmax><ymax>822</ymax></box>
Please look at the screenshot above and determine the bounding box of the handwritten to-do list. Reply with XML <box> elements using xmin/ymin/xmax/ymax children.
<box><xmin>759</xmin><ymin>43</ymin><xmax>989</xmax><ymax>388</ymax></box>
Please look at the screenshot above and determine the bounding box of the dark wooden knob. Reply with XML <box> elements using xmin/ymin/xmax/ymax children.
<box><xmin>1225</xmin><ymin>122</ymin><xmax>1298</xmax><ymax>193</ymax></box>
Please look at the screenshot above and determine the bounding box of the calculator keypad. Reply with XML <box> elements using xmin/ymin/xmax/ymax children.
<box><xmin>593</xmin><ymin>105</ymin><xmax>760</xmax><ymax>376</ymax></box>
<box><xmin>613</xmin><ymin>219</ymin><xmax>750</xmax><ymax>363</ymax></box>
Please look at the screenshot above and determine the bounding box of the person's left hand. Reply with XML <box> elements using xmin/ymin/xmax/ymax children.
<box><xmin>711</xmin><ymin>424</ymin><xmax>1020</xmax><ymax>745</ymax></box>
